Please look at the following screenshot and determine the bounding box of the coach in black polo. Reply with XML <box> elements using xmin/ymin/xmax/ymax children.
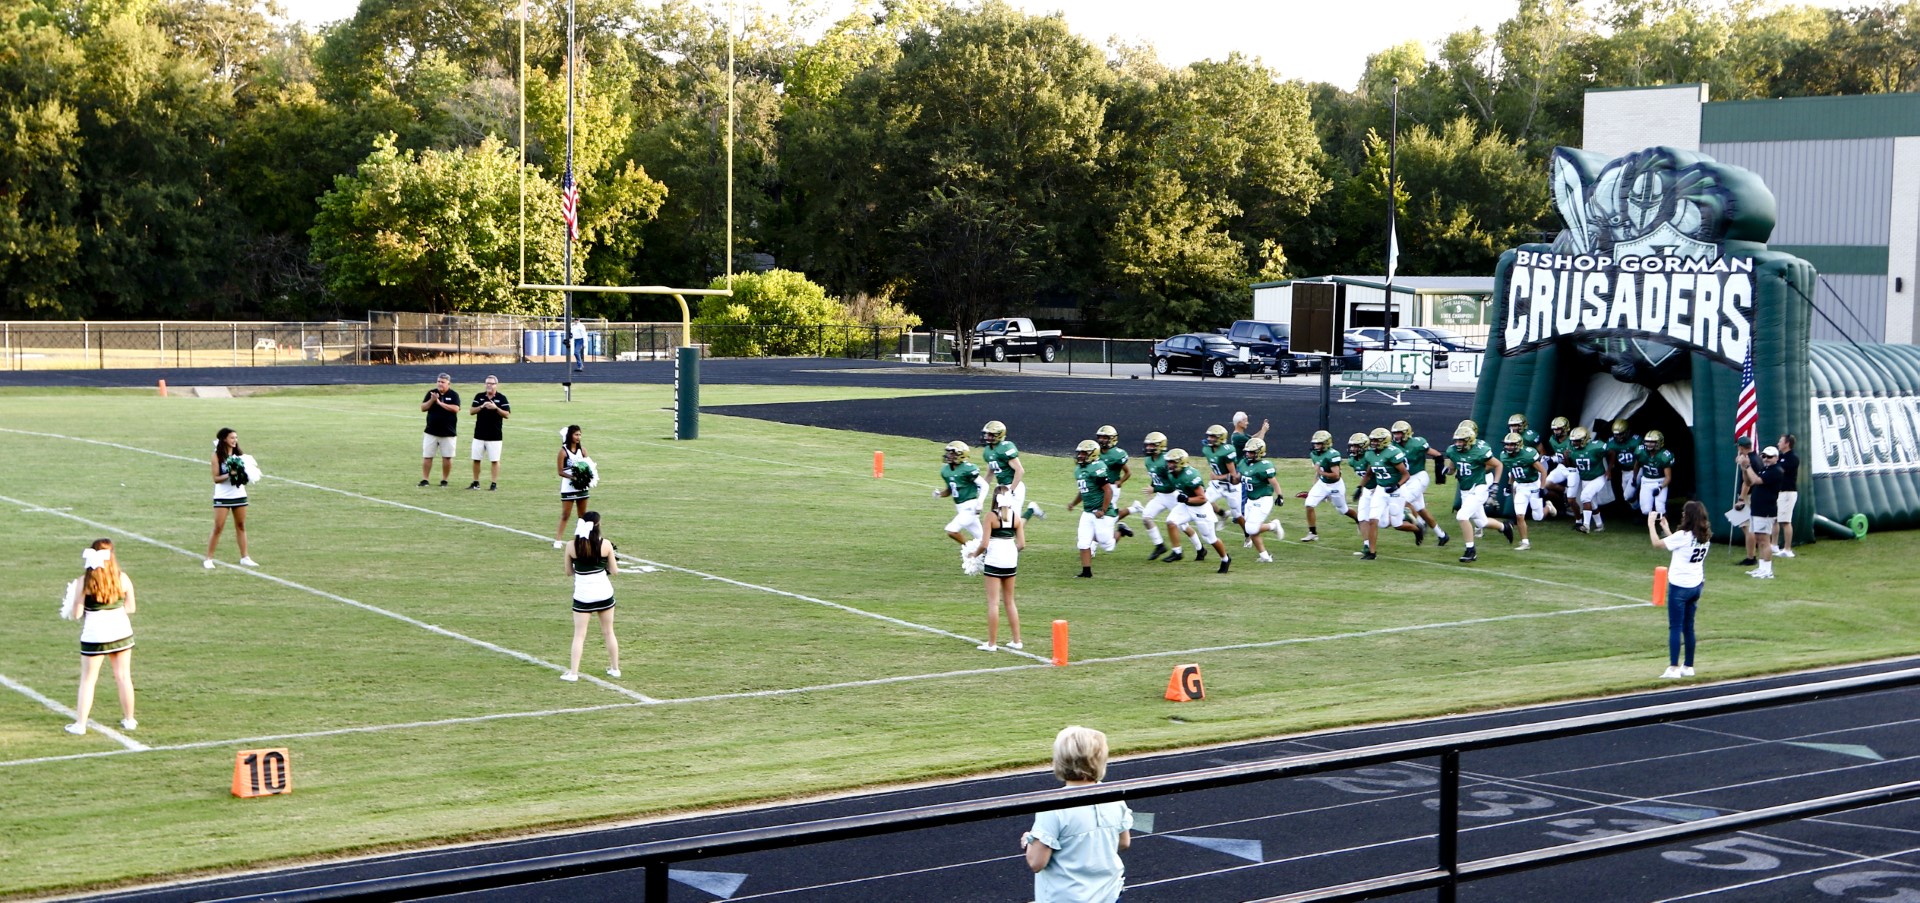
<box><xmin>419</xmin><ymin>372</ymin><xmax>460</xmax><ymax>487</ymax></box>
<box><xmin>468</xmin><ymin>375</ymin><xmax>510</xmax><ymax>490</ymax></box>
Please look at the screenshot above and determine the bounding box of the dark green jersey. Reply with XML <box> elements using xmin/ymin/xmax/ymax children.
<box><xmin>1099</xmin><ymin>446</ymin><xmax>1130</xmax><ymax>484</ymax></box>
<box><xmin>1607</xmin><ymin>435</ymin><xmax>1643</xmax><ymax>474</ymax></box>
<box><xmin>1639</xmin><ymin>448</ymin><xmax>1675</xmax><ymax>480</ymax></box>
<box><xmin>1395</xmin><ymin>436</ymin><xmax>1433</xmax><ymax>477</ymax></box>
<box><xmin>1515</xmin><ymin>427</ymin><xmax>1540</xmax><ymax>447</ymax></box>
<box><xmin>1230</xmin><ymin>430</ymin><xmax>1252</xmax><ymax>457</ymax></box>
<box><xmin>1544</xmin><ymin>434</ymin><xmax>1572</xmax><ymax>467</ymax></box>
<box><xmin>1204</xmin><ymin>443</ymin><xmax>1237</xmax><ymax>480</ymax></box>
<box><xmin>1445</xmin><ymin>441</ymin><xmax>1496</xmax><ymax>485</ymax></box>
<box><xmin>1363</xmin><ymin>445</ymin><xmax>1410</xmax><ymax>490</ymax></box>
<box><xmin>1309</xmin><ymin>448</ymin><xmax>1345</xmax><ymax>484</ymax></box>
<box><xmin>1499</xmin><ymin>447</ymin><xmax>1541</xmax><ymax>483</ymax></box>
<box><xmin>1571</xmin><ymin>443</ymin><xmax>1609</xmax><ymax>479</ymax></box>
<box><xmin>1241</xmin><ymin>459</ymin><xmax>1278</xmax><ymax>499</ymax></box>
<box><xmin>1074</xmin><ymin>460</ymin><xmax>1115</xmax><ymax>513</ymax></box>
<box><xmin>982</xmin><ymin>440</ymin><xmax>1020</xmax><ymax>486</ymax></box>
<box><xmin>1169</xmin><ymin>465</ymin><xmax>1206</xmax><ymax>503</ymax></box>
<box><xmin>1144</xmin><ymin>452</ymin><xmax>1173</xmax><ymax>493</ymax></box>
<box><xmin>940</xmin><ymin>462</ymin><xmax>983</xmax><ymax>503</ymax></box>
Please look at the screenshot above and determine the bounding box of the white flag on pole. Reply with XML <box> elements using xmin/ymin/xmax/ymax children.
<box><xmin>1387</xmin><ymin>223</ymin><xmax>1400</xmax><ymax>280</ymax></box>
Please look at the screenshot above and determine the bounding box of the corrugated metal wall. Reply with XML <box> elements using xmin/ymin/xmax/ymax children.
<box><xmin>1703</xmin><ymin>138</ymin><xmax>1893</xmax><ymax>246</ymax></box>
<box><xmin>1807</xmin><ymin>274</ymin><xmax>1890</xmax><ymax>342</ymax></box>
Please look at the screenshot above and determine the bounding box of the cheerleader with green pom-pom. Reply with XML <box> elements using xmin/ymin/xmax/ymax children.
<box><xmin>205</xmin><ymin>427</ymin><xmax>260</xmax><ymax>569</ymax></box>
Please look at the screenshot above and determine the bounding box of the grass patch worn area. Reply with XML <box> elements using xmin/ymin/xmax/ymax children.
<box><xmin>0</xmin><ymin>383</ymin><xmax>1916</xmax><ymax>895</ymax></box>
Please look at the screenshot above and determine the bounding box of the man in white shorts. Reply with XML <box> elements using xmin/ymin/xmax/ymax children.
<box><xmin>1774</xmin><ymin>433</ymin><xmax>1800</xmax><ymax>557</ymax></box>
<box><xmin>936</xmin><ymin>440</ymin><xmax>988</xmax><ymax>549</ymax></box>
<box><xmin>1391</xmin><ymin>419</ymin><xmax>1449</xmax><ymax>547</ymax></box>
<box><xmin>1129</xmin><ymin>431</ymin><xmax>1188</xmax><ymax>560</ymax></box>
<box><xmin>419</xmin><ymin>373</ymin><xmax>460</xmax><ymax>487</ymax></box>
<box><xmin>1164</xmin><ymin>448</ymin><xmax>1230</xmax><ymax>573</ymax></box>
<box><xmin>467</xmin><ymin>375</ymin><xmax>510</xmax><ymax>490</ymax></box>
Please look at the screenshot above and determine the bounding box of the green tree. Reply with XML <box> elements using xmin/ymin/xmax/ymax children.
<box><xmin>1099</xmin><ymin>168</ymin><xmax>1246</xmax><ymax>337</ymax></box>
<box><xmin>0</xmin><ymin>14</ymin><xmax>83</xmax><ymax>315</ymax></box>
<box><xmin>694</xmin><ymin>268</ymin><xmax>849</xmax><ymax>356</ymax></box>
<box><xmin>896</xmin><ymin>184</ymin><xmax>1043</xmax><ymax>365</ymax></box>
<box><xmin>1339</xmin><ymin>119</ymin><xmax>1549</xmax><ymax>278</ymax></box>
<box><xmin>309</xmin><ymin>134</ymin><xmax>567</xmax><ymax>314</ymax></box>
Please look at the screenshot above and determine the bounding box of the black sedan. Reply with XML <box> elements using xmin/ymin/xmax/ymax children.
<box><xmin>1151</xmin><ymin>333</ymin><xmax>1271</xmax><ymax>378</ymax></box>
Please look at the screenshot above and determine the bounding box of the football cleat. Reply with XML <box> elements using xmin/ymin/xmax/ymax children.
<box><xmin>1257</xmin><ymin>552</ymin><xmax>1273</xmax><ymax>563</ymax></box>
<box><xmin>1500</xmin><ymin>521</ymin><xmax>1515</xmax><ymax>543</ymax></box>
<box><xmin>1459</xmin><ymin>547</ymin><xmax>1478</xmax><ymax>563</ymax></box>
<box><xmin>1195</xmin><ymin>546</ymin><xmax>1208</xmax><ymax>561</ymax></box>
<box><xmin>1217</xmin><ymin>556</ymin><xmax>1230</xmax><ymax>574</ymax></box>
<box><xmin>1516</xmin><ymin>539</ymin><xmax>1531</xmax><ymax>551</ymax></box>
<box><xmin>1116</xmin><ymin>522</ymin><xmax>1135</xmax><ymax>538</ymax></box>
<box><xmin>1413</xmin><ymin>523</ymin><xmax>1426</xmax><ymax>545</ymax></box>
<box><xmin>1148</xmin><ymin>543</ymin><xmax>1168</xmax><ymax>560</ymax></box>
<box><xmin>1300</xmin><ymin>530</ymin><xmax>1317</xmax><ymax>542</ymax></box>
<box><xmin>1162</xmin><ymin>549</ymin><xmax>1185</xmax><ymax>562</ymax></box>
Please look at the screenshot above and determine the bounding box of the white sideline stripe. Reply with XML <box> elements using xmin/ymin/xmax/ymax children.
<box><xmin>0</xmin><ymin>661</ymin><xmax>1050</xmax><ymax>769</ymax></box>
<box><xmin>1072</xmin><ymin>601</ymin><xmax>1647</xmax><ymax>666</ymax></box>
<box><xmin>0</xmin><ymin>493</ymin><xmax>655</xmax><ymax>703</ymax></box>
<box><xmin>1292</xmin><ymin>535</ymin><xmax>1654</xmax><ymax>606</ymax></box>
<box><xmin>1652</xmin><ymin>845</ymin><xmax>1920</xmax><ymax>903</ymax></box>
<box><xmin>0</xmin><ymin>672</ymin><xmax>148</xmax><ymax>751</ymax></box>
<box><xmin>0</xmin><ymin>428</ymin><xmax>1050</xmax><ymax>664</ymax></box>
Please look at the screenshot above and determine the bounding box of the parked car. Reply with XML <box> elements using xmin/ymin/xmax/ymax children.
<box><xmin>1152</xmin><ymin>333</ymin><xmax>1271</xmax><ymax>378</ymax></box>
<box><xmin>969</xmin><ymin>318</ymin><xmax>1063</xmax><ymax>362</ymax></box>
<box><xmin>1343</xmin><ymin>327</ymin><xmax>1451</xmax><ymax>365</ymax></box>
<box><xmin>1403</xmin><ymin>326</ymin><xmax>1485</xmax><ymax>354</ymax></box>
<box><xmin>1223</xmin><ymin>320</ymin><xmax>1320</xmax><ymax>376</ymax></box>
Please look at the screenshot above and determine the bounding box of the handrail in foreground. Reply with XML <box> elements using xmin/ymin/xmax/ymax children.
<box><xmin>213</xmin><ymin>665</ymin><xmax>1920</xmax><ymax>903</ymax></box>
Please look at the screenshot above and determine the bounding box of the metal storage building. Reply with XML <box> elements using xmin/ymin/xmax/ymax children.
<box><xmin>1582</xmin><ymin>85</ymin><xmax>1920</xmax><ymax>345</ymax></box>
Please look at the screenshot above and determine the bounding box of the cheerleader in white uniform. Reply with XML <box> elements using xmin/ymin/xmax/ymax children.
<box><xmin>971</xmin><ymin>485</ymin><xmax>1026</xmax><ymax>652</ymax></box>
<box><xmin>206</xmin><ymin>427</ymin><xmax>259</xmax><ymax>568</ymax></box>
<box><xmin>62</xmin><ymin>540</ymin><xmax>138</xmax><ymax>734</ymax></box>
<box><xmin>554</xmin><ymin>424</ymin><xmax>595</xmax><ymax>549</ymax></box>
<box><xmin>561</xmin><ymin>511</ymin><xmax>621</xmax><ymax>681</ymax></box>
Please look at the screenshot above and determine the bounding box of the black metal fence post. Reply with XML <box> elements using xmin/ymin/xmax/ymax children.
<box><xmin>1438</xmin><ymin>750</ymin><xmax>1461</xmax><ymax>903</ymax></box>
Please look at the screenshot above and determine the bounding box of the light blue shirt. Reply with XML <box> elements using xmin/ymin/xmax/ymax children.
<box><xmin>1031</xmin><ymin>800</ymin><xmax>1132</xmax><ymax>903</ymax></box>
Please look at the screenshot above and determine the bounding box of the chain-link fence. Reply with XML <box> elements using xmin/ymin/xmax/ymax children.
<box><xmin>2</xmin><ymin>318</ymin><xmax>920</xmax><ymax>370</ymax></box>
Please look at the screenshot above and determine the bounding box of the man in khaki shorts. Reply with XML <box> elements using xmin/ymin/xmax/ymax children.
<box><xmin>419</xmin><ymin>373</ymin><xmax>460</xmax><ymax>487</ymax></box>
<box><xmin>1774</xmin><ymin>434</ymin><xmax>1800</xmax><ymax>558</ymax></box>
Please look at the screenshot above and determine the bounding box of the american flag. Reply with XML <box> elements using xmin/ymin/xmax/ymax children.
<box><xmin>561</xmin><ymin>170</ymin><xmax>579</xmax><ymax>242</ymax></box>
<box><xmin>1734</xmin><ymin>345</ymin><xmax>1758</xmax><ymax>447</ymax></box>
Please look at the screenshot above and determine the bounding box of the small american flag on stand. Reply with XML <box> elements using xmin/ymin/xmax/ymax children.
<box><xmin>561</xmin><ymin>169</ymin><xmax>580</xmax><ymax>242</ymax></box>
<box><xmin>1734</xmin><ymin>345</ymin><xmax>1758</xmax><ymax>447</ymax></box>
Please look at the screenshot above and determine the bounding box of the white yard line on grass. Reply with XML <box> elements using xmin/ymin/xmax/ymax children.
<box><xmin>0</xmin><ymin>672</ymin><xmax>148</xmax><ymax>751</ymax></box>
<box><xmin>0</xmin><ymin>427</ymin><xmax>1051</xmax><ymax>664</ymax></box>
<box><xmin>0</xmin><ymin>660</ymin><xmax>1050</xmax><ymax>769</ymax></box>
<box><xmin>0</xmin><ymin>492</ymin><xmax>654</xmax><ymax>703</ymax></box>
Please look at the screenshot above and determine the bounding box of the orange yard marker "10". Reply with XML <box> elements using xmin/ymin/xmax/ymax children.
<box><xmin>232</xmin><ymin>748</ymin><xmax>292</xmax><ymax>798</ymax></box>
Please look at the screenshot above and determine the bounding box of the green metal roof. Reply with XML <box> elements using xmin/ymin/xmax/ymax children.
<box><xmin>1702</xmin><ymin>92</ymin><xmax>1920</xmax><ymax>142</ymax></box>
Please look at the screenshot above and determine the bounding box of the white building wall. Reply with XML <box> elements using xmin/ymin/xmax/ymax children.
<box><xmin>1891</xmin><ymin>137</ymin><xmax>1920</xmax><ymax>344</ymax></box>
<box><xmin>1581</xmin><ymin>85</ymin><xmax>1707</xmax><ymax>158</ymax></box>
<box><xmin>1252</xmin><ymin>285</ymin><xmax>1293</xmax><ymax>323</ymax></box>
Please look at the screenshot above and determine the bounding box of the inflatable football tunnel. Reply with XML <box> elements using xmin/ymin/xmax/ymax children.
<box><xmin>1473</xmin><ymin>145</ymin><xmax>1920</xmax><ymax>541</ymax></box>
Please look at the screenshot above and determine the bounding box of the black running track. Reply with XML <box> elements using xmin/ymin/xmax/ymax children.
<box><xmin>23</xmin><ymin>360</ymin><xmax>1920</xmax><ymax>903</ymax></box>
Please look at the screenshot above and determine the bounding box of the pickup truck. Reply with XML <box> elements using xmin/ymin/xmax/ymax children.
<box><xmin>970</xmin><ymin>318</ymin><xmax>1063</xmax><ymax>362</ymax></box>
<box><xmin>1221</xmin><ymin>319</ymin><xmax>1341</xmax><ymax>376</ymax></box>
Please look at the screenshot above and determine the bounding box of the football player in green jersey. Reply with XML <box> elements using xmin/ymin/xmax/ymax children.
<box><xmin>1094</xmin><ymin>425</ymin><xmax>1136</xmax><ymax>539</ymax></box>
<box><xmin>1163</xmin><ymin>448</ymin><xmax>1231</xmax><ymax>572</ymax></box>
<box><xmin>1357</xmin><ymin>427</ymin><xmax>1425</xmax><ymax>560</ymax></box>
<box><xmin>1442</xmin><ymin>423</ymin><xmax>1511</xmax><ymax>563</ymax></box>
<box><xmin>1506</xmin><ymin>413</ymin><xmax>1541</xmax><ymax>449</ymax></box>
<box><xmin>1067</xmin><ymin>440</ymin><xmax>1118</xmax><ymax>578</ymax></box>
<box><xmin>1497</xmin><ymin>432</ymin><xmax>1547</xmax><ymax>550</ymax></box>
<box><xmin>1637</xmin><ymin>430</ymin><xmax>1675</xmax><ymax>518</ymax></box>
<box><xmin>1541</xmin><ymin>416</ymin><xmax>1573</xmax><ymax>517</ymax></box>
<box><xmin>1201</xmin><ymin>425</ymin><xmax>1240</xmax><ymax>548</ymax></box>
<box><xmin>1300</xmin><ymin>430</ymin><xmax>1359</xmax><ymax>542</ymax></box>
<box><xmin>935</xmin><ymin>441</ymin><xmax>990</xmax><ymax>555</ymax></box>
<box><xmin>980</xmin><ymin>420</ymin><xmax>1044</xmax><ymax>522</ymax></box>
<box><xmin>1568</xmin><ymin>426</ymin><xmax>1613</xmax><ymax>532</ymax></box>
<box><xmin>1237</xmin><ymin>438</ymin><xmax>1285</xmax><ymax>561</ymax></box>
<box><xmin>1607</xmin><ymin>418</ymin><xmax>1644</xmax><ymax>513</ymax></box>
<box><xmin>1391</xmin><ymin>419</ymin><xmax>1449</xmax><ymax>547</ymax></box>
<box><xmin>1127</xmin><ymin>431</ymin><xmax>1188</xmax><ymax>560</ymax></box>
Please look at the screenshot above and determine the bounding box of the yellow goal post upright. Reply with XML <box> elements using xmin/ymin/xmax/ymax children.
<box><xmin>514</xmin><ymin>0</ymin><xmax>735</xmax><ymax>439</ymax></box>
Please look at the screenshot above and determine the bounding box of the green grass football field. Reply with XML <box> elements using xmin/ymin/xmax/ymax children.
<box><xmin>2</xmin><ymin>383</ymin><xmax>1916</xmax><ymax>896</ymax></box>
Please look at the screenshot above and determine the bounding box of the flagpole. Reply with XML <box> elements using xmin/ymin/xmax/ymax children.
<box><xmin>562</xmin><ymin>0</ymin><xmax>577</xmax><ymax>397</ymax></box>
<box><xmin>1385</xmin><ymin>77</ymin><xmax>1398</xmax><ymax>354</ymax></box>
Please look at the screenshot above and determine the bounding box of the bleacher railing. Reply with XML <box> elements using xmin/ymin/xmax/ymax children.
<box><xmin>215</xmin><ymin>666</ymin><xmax>1920</xmax><ymax>902</ymax></box>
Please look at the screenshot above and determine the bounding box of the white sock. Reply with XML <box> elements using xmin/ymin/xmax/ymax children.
<box><xmin>1582</xmin><ymin>510</ymin><xmax>1592</xmax><ymax>527</ymax></box>
<box><xmin>1146</xmin><ymin>523</ymin><xmax>1164</xmax><ymax>544</ymax></box>
<box><xmin>1465</xmin><ymin>542</ymin><xmax>1475</xmax><ymax>550</ymax></box>
<box><xmin>1436</xmin><ymin>527</ymin><xmax>1448</xmax><ymax>539</ymax></box>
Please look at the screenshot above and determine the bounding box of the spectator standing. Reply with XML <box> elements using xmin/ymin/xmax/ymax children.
<box><xmin>467</xmin><ymin>375</ymin><xmax>511</xmax><ymax>490</ymax></box>
<box><xmin>1774</xmin><ymin>434</ymin><xmax>1800</xmax><ymax>558</ymax></box>
<box><xmin>62</xmin><ymin>540</ymin><xmax>138</xmax><ymax>734</ymax></box>
<box><xmin>1740</xmin><ymin>446</ymin><xmax>1785</xmax><ymax>579</ymax></box>
<box><xmin>570</xmin><ymin>319</ymin><xmax>589</xmax><ymax>372</ymax></box>
<box><xmin>1732</xmin><ymin>435</ymin><xmax>1762</xmax><ymax>565</ymax></box>
<box><xmin>419</xmin><ymin>373</ymin><xmax>460</xmax><ymax>487</ymax></box>
<box><xmin>1023</xmin><ymin>725</ymin><xmax>1132</xmax><ymax>903</ymax></box>
<box><xmin>1651</xmin><ymin>501</ymin><xmax>1712</xmax><ymax>679</ymax></box>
